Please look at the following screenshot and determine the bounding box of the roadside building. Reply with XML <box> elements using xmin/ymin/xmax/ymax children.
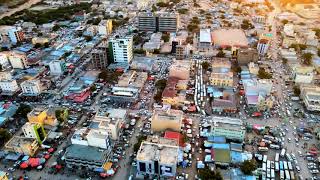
<box><xmin>138</xmin><ymin>12</ymin><xmax>179</xmax><ymax>32</ymax></box>
<box><xmin>292</xmin><ymin>65</ymin><xmax>314</xmax><ymax>84</ymax></box>
<box><xmin>27</xmin><ymin>107</ymin><xmax>58</xmax><ymax>126</ymax></box>
<box><xmin>0</xmin><ymin>171</ymin><xmax>9</xmax><ymax>180</ymax></box>
<box><xmin>116</xmin><ymin>71</ymin><xmax>148</xmax><ymax>89</ymax></box>
<box><xmin>175</xmin><ymin>45</ymin><xmax>184</xmax><ymax>60</ymax></box>
<box><xmin>0</xmin><ymin>101</ymin><xmax>18</xmax><ymax>127</ymax></box>
<box><xmin>5</xmin><ymin>136</ymin><xmax>39</xmax><ymax>156</ymax></box>
<box><xmin>0</xmin><ymin>79</ymin><xmax>19</xmax><ymax>94</ymax></box>
<box><xmin>237</xmin><ymin>48</ymin><xmax>259</xmax><ymax>65</ymax></box>
<box><xmin>257</xmin><ymin>33</ymin><xmax>272</xmax><ymax>56</ymax></box>
<box><xmin>211</xmin><ymin>89</ymin><xmax>237</xmax><ymax>113</ymax></box>
<box><xmin>64</xmin><ymin>144</ymin><xmax>110</xmax><ymax>170</ymax></box>
<box><xmin>92</xmin><ymin>108</ymin><xmax>127</xmax><ymax>140</ymax></box>
<box><xmin>21</xmin><ymin>122</ymin><xmax>46</xmax><ymax>144</ymax></box>
<box><xmin>98</xmin><ymin>19</ymin><xmax>113</xmax><ymax>35</ymax></box>
<box><xmin>7</xmin><ymin>27</ymin><xmax>24</xmax><ymax>45</ymax></box>
<box><xmin>91</xmin><ymin>49</ymin><xmax>108</xmax><ymax>69</ymax></box>
<box><xmin>151</xmin><ymin>109</ymin><xmax>183</xmax><ymax>132</ymax></box>
<box><xmin>162</xmin><ymin>77</ymin><xmax>188</xmax><ymax>106</ymax></box>
<box><xmin>136</xmin><ymin>136</ymin><xmax>179</xmax><ymax>177</ymax></box>
<box><xmin>109</xmin><ymin>35</ymin><xmax>133</xmax><ymax>64</ymax></box>
<box><xmin>210</xmin><ymin>59</ymin><xmax>233</xmax><ymax>87</ymax></box>
<box><xmin>199</xmin><ymin>29</ymin><xmax>212</xmax><ymax>50</ymax></box>
<box><xmin>31</xmin><ymin>37</ymin><xmax>49</xmax><ymax>45</ymax></box>
<box><xmin>20</xmin><ymin>79</ymin><xmax>42</xmax><ymax>96</ymax></box>
<box><xmin>8</xmin><ymin>51</ymin><xmax>28</xmax><ymax>69</ymax></box>
<box><xmin>300</xmin><ymin>85</ymin><xmax>320</xmax><ymax>112</ymax></box>
<box><xmin>168</xmin><ymin>60</ymin><xmax>190</xmax><ymax>80</ymax></box>
<box><xmin>71</xmin><ymin>128</ymin><xmax>112</xmax><ymax>150</ymax></box>
<box><xmin>49</xmin><ymin>60</ymin><xmax>67</xmax><ymax>76</ymax></box>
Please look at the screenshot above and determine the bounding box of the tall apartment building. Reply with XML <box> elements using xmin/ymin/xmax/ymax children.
<box><xmin>257</xmin><ymin>33</ymin><xmax>272</xmax><ymax>56</ymax></box>
<box><xmin>138</xmin><ymin>13</ymin><xmax>178</xmax><ymax>32</ymax></box>
<box><xmin>91</xmin><ymin>49</ymin><xmax>108</xmax><ymax>69</ymax></box>
<box><xmin>21</xmin><ymin>80</ymin><xmax>42</xmax><ymax>96</ymax></box>
<box><xmin>108</xmin><ymin>35</ymin><xmax>133</xmax><ymax>63</ymax></box>
<box><xmin>175</xmin><ymin>45</ymin><xmax>184</xmax><ymax>60</ymax></box>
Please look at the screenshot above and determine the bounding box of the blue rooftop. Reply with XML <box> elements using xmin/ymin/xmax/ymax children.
<box><xmin>213</xmin><ymin>143</ymin><xmax>230</xmax><ymax>150</ymax></box>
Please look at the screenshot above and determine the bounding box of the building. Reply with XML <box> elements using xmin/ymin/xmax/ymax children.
<box><xmin>168</xmin><ymin>60</ymin><xmax>190</xmax><ymax>80</ymax></box>
<box><xmin>138</xmin><ymin>13</ymin><xmax>179</xmax><ymax>32</ymax></box>
<box><xmin>5</xmin><ymin>136</ymin><xmax>39</xmax><ymax>156</ymax></box>
<box><xmin>0</xmin><ymin>171</ymin><xmax>9</xmax><ymax>180</ymax></box>
<box><xmin>21</xmin><ymin>80</ymin><xmax>42</xmax><ymax>96</ymax></box>
<box><xmin>237</xmin><ymin>48</ymin><xmax>259</xmax><ymax>65</ymax></box>
<box><xmin>300</xmin><ymin>85</ymin><xmax>320</xmax><ymax>112</ymax></box>
<box><xmin>137</xmin><ymin>136</ymin><xmax>179</xmax><ymax>177</ymax></box>
<box><xmin>49</xmin><ymin>60</ymin><xmax>66</xmax><ymax>76</ymax></box>
<box><xmin>64</xmin><ymin>144</ymin><xmax>110</xmax><ymax>170</ymax></box>
<box><xmin>31</xmin><ymin>37</ymin><xmax>49</xmax><ymax>45</ymax></box>
<box><xmin>162</xmin><ymin>77</ymin><xmax>188</xmax><ymax>106</ymax></box>
<box><xmin>21</xmin><ymin>122</ymin><xmax>46</xmax><ymax>144</ymax></box>
<box><xmin>201</xmin><ymin>116</ymin><xmax>245</xmax><ymax>141</ymax></box>
<box><xmin>0</xmin><ymin>79</ymin><xmax>19</xmax><ymax>94</ymax></box>
<box><xmin>211</xmin><ymin>89</ymin><xmax>237</xmax><ymax>113</ymax></box>
<box><xmin>8</xmin><ymin>51</ymin><xmax>28</xmax><ymax>69</ymax></box>
<box><xmin>92</xmin><ymin>108</ymin><xmax>127</xmax><ymax>140</ymax></box>
<box><xmin>7</xmin><ymin>27</ymin><xmax>24</xmax><ymax>45</ymax></box>
<box><xmin>108</xmin><ymin>86</ymin><xmax>140</xmax><ymax>103</ymax></box>
<box><xmin>211</xmin><ymin>29</ymin><xmax>248</xmax><ymax>48</ymax></box>
<box><xmin>293</xmin><ymin>65</ymin><xmax>314</xmax><ymax>84</ymax></box>
<box><xmin>175</xmin><ymin>45</ymin><xmax>184</xmax><ymax>60</ymax></box>
<box><xmin>248</xmin><ymin>62</ymin><xmax>259</xmax><ymax>75</ymax></box>
<box><xmin>199</xmin><ymin>29</ymin><xmax>212</xmax><ymax>49</ymax></box>
<box><xmin>210</xmin><ymin>59</ymin><xmax>233</xmax><ymax>87</ymax></box>
<box><xmin>116</xmin><ymin>71</ymin><xmax>148</xmax><ymax>89</ymax></box>
<box><xmin>98</xmin><ymin>20</ymin><xmax>113</xmax><ymax>35</ymax></box>
<box><xmin>91</xmin><ymin>49</ymin><xmax>108</xmax><ymax>69</ymax></box>
<box><xmin>257</xmin><ymin>33</ymin><xmax>272</xmax><ymax>56</ymax></box>
<box><xmin>151</xmin><ymin>109</ymin><xmax>183</xmax><ymax>132</ymax></box>
<box><xmin>143</xmin><ymin>33</ymin><xmax>162</xmax><ymax>52</ymax></box>
<box><xmin>27</xmin><ymin>107</ymin><xmax>58</xmax><ymax>126</ymax></box>
<box><xmin>71</xmin><ymin>128</ymin><xmax>111</xmax><ymax>150</ymax></box>
<box><xmin>0</xmin><ymin>101</ymin><xmax>18</xmax><ymax>127</ymax></box>
<box><xmin>0</xmin><ymin>53</ymin><xmax>9</xmax><ymax>66</ymax></box>
<box><xmin>109</xmin><ymin>35</ymin><xmax>133</xmax><ymax>63</ymax></box>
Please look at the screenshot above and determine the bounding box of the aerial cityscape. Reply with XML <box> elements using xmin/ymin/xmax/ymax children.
<box><xmin>0</xmin><ymin>0</ymin><xmax>319</xmax><ymax>179</ymax></box>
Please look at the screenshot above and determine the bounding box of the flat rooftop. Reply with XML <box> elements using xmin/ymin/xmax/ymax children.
<box><xmin>200</xmin><ymin>29</ymin><xmax>212</xmax><ymax>43</ymax></box>
<box><xmin>137</xmin><ymin>141</ymin><xmax>179</xmax><ymax>165</ymax></box>
<box><xmin>211</xmin><ymin>29</ymin><xmax>248</xmax><ymax>47</ymax></box>
<box><xmin>64</xmin><ymin>144</ymin><xmax>107</xmax><ymax>163</ymax></box>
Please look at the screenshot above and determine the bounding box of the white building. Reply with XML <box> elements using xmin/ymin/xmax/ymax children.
<box><xmin>49</xmin><ymin>60</ymin><xmax>66</xmax><ymax>76</ymax></box>
<box><xmin>109</xmin><ymin>35</ymin><xmax>133</xmax><ymax>63</ymax></box>
<box><xmin>21</xmin><ymin>80</ymin><xmax>42</xmax><ymax>96</ymax></box>
<box><xmin>257</xmin><ymin>39</ymin><xmax>270</xmax><ymax>56</ymax></box>
<box><xmin>8</xmin><ymin>51</ymin><xmax>28</xmax><ymax>69</ymax></box>
<box><xmin>293</xmin><ymin>66</ymin><xmax>314</xmax><ymax>84</ymax></box>
<box><xmin>301</xmin><ymin>85</ymin><xmax>320</xmax><ymax>112</ymax></box>
<box><xmin>137</xmin><ymin>136</ymin><xmax>179</xmax><ymax>177</ymax></box>
<box><xmin>0</xmin><ymin>53</ymin><xmax>9</xmax><ymax>66</ymax></box>
<box><xmin>71</xmin><ymin>128</ymin><xmax>111</xmax><ymax>150</ymax></box>
<box><xmin>97</xmin><ymin>20</ymin><xmax>112</xmax><ymax>35</ymax></box>
<box><xmin>0</xmin><ymin>79</ymin><xmax>19</xmax><ymax>93</ymax></box>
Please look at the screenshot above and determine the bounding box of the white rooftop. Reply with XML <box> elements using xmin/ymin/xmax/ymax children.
<box><xmin>200</xmin><ymin>29</ymin><xmax>211</xmax><ymax>43</ymax></box>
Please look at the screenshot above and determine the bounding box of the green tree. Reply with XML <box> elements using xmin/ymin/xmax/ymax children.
<box><xmin>216</xmin><ymin>50</ymin><xmax>225</xmax><ymax>57</ymax></box>
<box><xmin>85</xmin><ymin>36</ymin><xmax>92</xmax><ymax>42</ymax></box>
<box><xmin>232</xmin><ymin>64</ymin><xmax>242</xmax><ymax>73</ymax></box>
<box><xmin>133</xmin><ymin>35</ymin><xmax>144</xmax><ymax>45</ymax></box>
<box><xmin>155</xmin><ymin>79</ymin><xmax>167</xmax><ymax>90</ymax></box>
<box><xmin>281</xmin><ymin>19</ymin><xmax>289</xmax><ymax>24</ymax></box>
<box><xmin>34</xmin><ymin>43</ymin><xmax>42</xmax><ymax>49</ymax></box>
<box><xmin>52</xmin><ymin>24</ymin><xmax>60</xmax><ymax>31</ymax></box>
<box><xmin>198</xmin><ymin>167</ymin><xmax>223</xmax><ymax>180</ymax></box>
<box><xmin>293</xmin><ymin>85</ymin><xmax>301</xmax><ymax>96</ymax></box>
<box><xmin>161</xmin><ymin>33</ymin><xmax>170</xmax><ymax>42</ymax></box>
<box><xmin>178</xmin><ymin>8</ymin><xmax>188</xmax><ymax>14</ymax></box>
<box><xmin>55</xmin><ymin>109</ymin><xmax>68</xmax><ymax>123</ymax></box>
<box><xmin>14</xmin><ymin>104</ymin><xmax>32</xmax><ymax>119</ymax></box>
<box><xmin>302</xmin><ymin>53</ymin><xmax>313</xmax><ymax>66</ymax></box>
<box><xmin>90</xmin><ymin>85</ymin><xmax>97</xmax><ymax>92</ymax></box>
<box><xmin>153</xmin><ymin>49</ymin><xmax>160</xmax><ymax>54</ymax></box>
<box><xmin>240</xmin><ymin>159</ymin><xmax>257</xmax><ymax>175</ymax></box>
<box><xmin>313</xmin><ymin>28</ymin><xmax>320</xmax><ymax>39</ymax></box>
<box><xmin>0</xmin><ymin>128</ymin><xmax>11</xmax><ymax>146</ymax></box>
<box><xmin>257</xmin><ymin>68</ymin><xmax>272</xmax><ymax>79</ymax></box>
<box><xmin>98</xmin><ymin>69</ymin><xmax>122</xmax><ymax>83</ymax></box>
<box><xmin>0</xmin><ymin>64</ymin><xmax>2</xmax><ymax>71</ymax></box>
<box><xmin>133</xmin><ymin>136</ymin><xmax>147</xmax><ymax>152</ymax></box>
<box><xmin>186</xmin><ymin>36</ymin><xmax>193</xmax><ymax>44</ymax></box>
<box><xmin>151</xmin><ymin>4</ymin><xmax>157</xmax><ymax>12</ymax></box>
<box><xmin>318</xmin><ymin>48</ymin><xmax>320</xmax><ymax>57</ymax></box>
<box><xmin>153</xmin><ymin>91</ymin><xmax>163</xmax><ymax>103</ymax></box>
<box><xmin>202</xmin><ymin>61</ymin><xmax>210</xmax><ymax>71</ymax></box>
<box><xmin>134</xmin><ymin>49</ymin><xmax>146</xmax><ymax>54</ymax></box>
<box><xmin>282</xmin><ymin>58</ymin><xmax>288</xmax><ymax>64</ymax></box>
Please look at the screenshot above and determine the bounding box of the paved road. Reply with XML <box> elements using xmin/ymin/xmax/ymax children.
<box><xmin>0</xmin><ymin>0</ymin><xmax>42</xmax><ymax>19</ymax></box>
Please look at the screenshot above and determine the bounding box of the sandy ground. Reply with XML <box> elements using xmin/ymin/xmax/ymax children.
<box><xmin>0</xmin><ymin>0</ymin><xmax>42</xmax><ymax>19</ymax></box>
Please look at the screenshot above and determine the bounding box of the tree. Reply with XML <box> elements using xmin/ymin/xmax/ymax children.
<box><xmin>216</xmin><ymin>50</ymin><xmax>225</xmax><ymax>58</ymax></box>
<box><xmin>198</xmin><ymin>167</ymin><xmax>223</xmax><ymax>180</ymax></box>
<box><xmin>0</xmin><ymin>128</ymin><xmax>11</xmax><ymax>146</ymax></box>
<box><xmin>151</xmin><ymin>4</ymin><xmax>157</xmax><ymax>12</ymax></box>
<box><xmin>155</xmin><ymin>79</ymin><xmax>167</xmax><ymax>90</ymax></box>
<box><xmin>34</xmin><ymin>43</ymin><xmax>42</xmax><ymax>49</ymax></box>
<box><xmin>52</xmin><ymin>24</ymin><xmax>60</xmax><ymax>31</ymax></box>
<box><xmin>240</xmin><ymin>159</ymin><xmax>257</xmax><ymax>175</ymax></box>
<box><xmin>282</xmin><ymin>58</ymin><xmax>288</xmax><ymax>64</ymax></box>
<box><xmin>0</xmin><ymin>64</ymin><xmax>2</xmax><ymax>71</ymax></box>
<box><xmin>178</xmin><ymin>8</ymin><xmax>188</xmax><ymax>14</ymax></box>
<box><xmin>14</xmin><ymin>104</ymin><xmax>32</xmax><ymax>119</ymax></box>
<box><xmin>90</xmin><ymin>85</ymin><xmax>97</xmax><ymax>92</ymax></box>
<box><xmin>85</xmin><ymin>36</ymin><xmax>92</xmax><ymax>42</ymax></box>
<box><xmin>161</xmin><ymin>33</ymin><xmax>170</xmax><ymax>42</ymax></box>
<box><xmin>313</xmin><ymin>28</ymin><xmax>320</xmax><ymax>39</ymax></box>
<box><xmin>133</xmin><ymin>49</ymin><xmax>146</xmax><ymax>54</ymax></box>
<box><xmin>202</xmin><ymin>61</ymin><xmax>210</xmax><ymax>71</ymax></box>
<box><xmin>232</xmin><ymin>64</ymin><xmax>242</xmax><ymax>73</ymax></box>
<box><xmin>281</xmin><ymin>19</ymin><xmax>289</xmax><ymax>24</ymax></box>
<box><xmin>153</xmin><ymin>91</ymin><xmax>163</xmax><ymax>103</ymax></box>
<box><xmin>302</xmin><ymin>53</ymin><xmax>313</xmax><ymax>66</ymax></box>
<box><xmin>257</xmin><ymin>68</ymin><xmax>272</xmax><ymax>79</ymax></box>
<box><xmin>55</xmin><ymin>109</ymin><xmax>68</xmax><ymax>123</ymax></box>
<box><xmin>186</xmin><ymin>36</ymin><xmax>193</xmax><ymax>44</ymax></box>
<box><xmin>241</xmin><ymin>19</ymin><xmax>253</xmax><ymax>30</ymax></box>
<box><xmin>133</xmin><ymin>35</ymin><xmax>144</xmax><ymax>45</ymax></box>
<box><xmin>318</xmin><ymin>48</ymin><xmax>320</xmax><ymax>57</ymax></box>
<box><xmin>133</xmin><ymin>136</ymin><xmax>147</xmax><ymax>152</ymax></box>
<box><xmin>293</xmin><ymin>85</ymin><xmax>301</xmax><ymax>96</ymax></box>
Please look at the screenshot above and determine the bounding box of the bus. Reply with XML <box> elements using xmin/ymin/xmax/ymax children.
<box><xmin>283</xmin><ymin>161</ymin><xmax>288</xmax><ymax>170</ymax></box>
<box><xmin>262</xmin><ymin>163</ymin><xmax>267</xmax><ymax>172</ymax></box>
<box><xmin>263</xmin><ymin>155</ymin><xmax>268</xmax><ymax>163</ymax></box>
<box><xmin>280</xmin><ymin>170</ymin><xmax>285</xmax><ymax>180</ymax></box>
<box><xmin>279</xmin><ymin>161</ymin><xmax>284</xmax><ymax>170</ymax></box>
<box><xmin>281</xmin><ymin>148</ymin><xmax>286</xmax><ymax>157</ymax></box>
<box><xmin>288</xmin><ymin>162</ymin><xmax>293</xmax><ymax>170</ymax></box>
<box><xmin>267</xmin><ymin>160</ymin><xmax>271</xmax><ymax>169</ymax></box>
<box><xmin>271</xmin><ymin>169</ymin><xmax>275</xmax><ymax>179</ymax></box>
<box><xmin>290</xmin><ymin>171</ymin><xmax>295</xmax><ymax>180</ymax></box>
<box><xmin>285</xmin><ymin>170</ymin><xmax>291</xmax><ymax>180</ymax></box>
<box><xmin>275</xmin><ymin>162</ymin><xmax>279</xmax><ymax>171</ymax></box>
<box><xmin>259</xmin><ymin>147</ymin><xmax>269</xmax><ymax>152</ymax></box>
<box><xmin>275</xmin><ymin>153</ymin><xmax>280</xmax><ymax>162</ymax></box>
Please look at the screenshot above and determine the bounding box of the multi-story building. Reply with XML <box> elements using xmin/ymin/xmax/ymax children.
<box><xmin>237</xmin><ymin>48</ymin><xmax>259</xmax><ymax>65</ymax></box>
<box><xmin>0</xmin><ymin>171</ymin><xmax>9</xmax><ymax>180</ymax></box>
<box><xmin>137</xmin><ymin>136</ymin><xmax>179</xmax><ymax>177</ymax></box>
<box><xmin>21</xmin><ymin>122</ymin><xmax>46</xmax><ymax>144</ymax></box>
<box><xmin>293</xmin><ymin>65</ymin><xmax>314</xmax><ymax>84</ymax></box>
<box><xmin>92</xmin><ymin>108</ymin><xmax>127</xmax><ymax>140</ymax></box>
<box><xmin>116</xmin><ymin>71</ymin><xmax>148</xmax><ymax>89</ymax></box>
<box><xmin>7</xmin><ymin>27</ymin><xmax>24</xmax><ymax>45</ymax></box>
<box><xmin>8</xmin><ymin>51</ymin><xmax>28</xmax><ymax>69</ymax></box>
<box><xmin>0</xmin><ymin>79</ymin><xmax>19</xmax><ymax>94</ymax></box>
<box><xmin>198</xmin><ymin>29</ymin><xmax>212</xmax><ymax>50</ymax></box>
<box><xmin>5</xmin><ymin>136</ymin><xmax>39</xmax><ymax>156</ymax></box>
<box><xmin>151</xmin><ymin>109</ymin><xmax>183</xmax><ymax>132</ymax></box>
<box><xmin>175</xmin><ymin>45</ymin><xmax>184</xmax><ymax>60</ymax></box>
<box><xmin>71</xmin><ymin>128</ymin><xmax>112</xmax><ymax>150</ymax></box>
<box><xmin>257</xmin><ymin>33</ymin><xmax>272</xmax><ymax>56</ymax></box>
<box><xmin>97</xmin><ymin>20</ymin><xmax>113</xmax><ymax>35</ymax></box>
<box><xmin>109</xmin><ymin>35</ymin><xmax>133</xmax><ymax>63</ymax></box>
<box><xmin>49</xmin><ymin>60</ymin><xmax>66</xmax><ymax>76</ymax></box>
<box><xmin>27</xmin><ymin>107</ymin><xmax>58</xmax><ymax>126</ymax></box>
<box><xmin>21</xmin><ymin>80</ymin><xmax>42</xmax><ymax>96</ymax></box>
<box><xmin>91</xmin><ymin>49</ymin><xmax>108</xmax><ymax>69</ymax></box>
<box><xmin>138</xmin><ymin>13</ymin><xmax>179</xmax><ymax>32</ymax></box>
<box><xmin>168</xmin><ymin>60</ymin><xmax>190</xmax><ymax>80</ymax></box>
<box><xmin>0</xmin><ymin>53</ymin><xmax>9</xmax><ymax>66</ymax></box>
<box><xmin>201</xmin><ymin>116</ymin><xmax>245</xmax><ymax>141</ymax></box>
<box><xmin>300</xmin><ymin>85</ymin><xmax>320</xmax><ymax>112</ymax></box>
<box><xmin>210</xmin><ymin>59</ymin><xmax>233</xmax><ymax>87</ymax></box>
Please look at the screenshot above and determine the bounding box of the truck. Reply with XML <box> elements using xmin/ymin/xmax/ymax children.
<box><xmin>275</xmin><ymin>162</ymin><xmax>279</xmax><ymax>171</ymax></box>
<box><xmin>279</xmin><ymin>161</ymin><xmax>284</xmax><ymax>170</ymax></box>
<box><xmin>275</xmin><ymin>153</ymin><xmax>280</xmax><ymax>162</ymax></box>
<box><xmin>267</xmin><ymin>160</ymin><xmax>271</xmax><ymax>169</ymax></box>
<box><xmin>263</xmin><ymin>155</ymin><xmax>268</xmax><ymax>163</ymax></box>
<box><xmin>262</xmin><ymin>163</ymin><xmax>267</xmax><ymax>172</ymax></box>
<box><xmin>280</xmin><ymin>170</ymin><xmax>285</xmax><ymax>180</ymax></box>
<box><xmin>285</xmin><ymin>170</ymin><xmax>291</xmax><ymax>180</ymax></box>
<box><xmin>271</xmin><ymin>169</ymin><xmax>275</xmax><ymax>179</ymax></box>
<box><xmin>288</xmin><ymin>162</ymin><xmax>293</xmax><ymax>170</ymax></box>
<box><xmin>291</xmin><ymin>96</ymin><xmax>299</xmax><ymax>101</ymax></box>
<box><xmin>283</xmin><ymin>161</ymin><xmax>288</xmax><ymax>170</ymax></box>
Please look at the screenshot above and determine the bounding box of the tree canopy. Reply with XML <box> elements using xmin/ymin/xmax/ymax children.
<box><xmin>14</xmin><ymin>104</ymin><xmax>32</xmax><ymax>119</ymax></box>
<box><xmin>293</xmin><ymin>85</ymin><xmax>301</xmax><ymax>96</ymax></box>
<box><xmin>302</xmin><ymin>53</ymin><xmax>313</xmax><ymax>66</ymax></box>
<box><xmin>202</xmin><ymin>61</ymin><xmax>210</xmax><ymax>71</ymax></box>
<box><xmin>198</xmin><ymin>167</ymin><xmax>223</xmax><ymax>180</ymax></box>
<box><xmin>258</xmin><ymin>68</ymin><xmax>272</xmax><ymax>79</ymax></box>
<box><xmin>240</xmin><ymin>159</ymin><xmax>257</xmax><ymax>175</ymax></box>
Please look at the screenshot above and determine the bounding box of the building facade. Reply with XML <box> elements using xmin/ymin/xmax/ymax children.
<box><xmin>8</xmin><ymin>51</ymin><xmax>28</xmax><ymax>69</ymax></box>
<box><xmin>138</xmin><ymin>13</ymin><xmax>178</xmax><ymax>32</ymax></box>
<box><xmin>151</xmin><ymin>109</ymin><xmax>183</xmax><ymax>132</ymax></box>
<box><xmin>22</xmin><ymin>122</ymin><xmax>46</xmax><ymax>144</ymax></box>
<box><xmin>49</xmin><ymin>60</ymin><xmax>66</xmax><ymax>76</ymax></box>
<box><xmin>21</xmin><ymin>80</ymin><xmax>42</xmax><ymax>96</ymax></box>
<box><xmin>109</xmin><ymin>35</ymin><xmax>133</xmax><ymax>63</ymax></box>
<box><xmin>301</xmin><ymin>85</ymin><xmax>320</xmax><ymax>111</ymax></box>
